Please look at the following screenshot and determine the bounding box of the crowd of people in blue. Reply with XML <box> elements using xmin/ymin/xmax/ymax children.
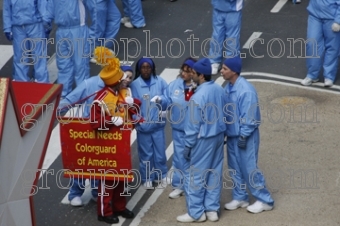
<box><xmin>3</xmin><ymin>0</ymin><xmax>340</xmax><ymax>224</ymax></box>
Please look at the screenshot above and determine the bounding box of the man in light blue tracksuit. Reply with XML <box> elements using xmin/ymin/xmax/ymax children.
<box><xmin>209</xmin><ymin>0</ymin><xmax>243</xmax><ymax>75</ymax></box>
<box><xmin>43</xmin><ymin>0</ymin><xmax>90</xmax><ymax>98</ymax></box>
<box><xmin>58</xmin><ymin>76</ymin><xmax>103</xmax><ymax>206</ymax></box>
<box><xmin>120</xmin><ymin>0</ymin><xmax>146</xmax><ymax>28</ymax></box>
<box><xmin>220</xmin><ymin>55</ymin><xmax>274</xmax><ymax>214</ymax></box>
<box><xmin>300</xmin><ymin>0</ymin><xmax>340</xmax><ymax>87</ymax></box>
<box><xmin>163</xmin><ymin>58</ymin><xmax>196</xmax><ymax>199</ymax></box>
<box><xmin>130</xmin><ymin>58</ymin><xmax>168</xmax><ymax>189</ymax></box>
<box><xmin>3</xmin><ymin>0</ymin><xmax>49</xmax><ymax>83</ymax></box>
<box><xmin>176</xmin><ymin>58</ymin><xmax>225</xmax><ymax>223</ymax></box>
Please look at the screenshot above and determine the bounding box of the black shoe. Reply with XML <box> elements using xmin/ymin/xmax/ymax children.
<box><xmin>98</xmin><ymin>215</ymin><xmax>119</xmax><ymax>224</ymax></box>
<box><xmin>116</xmin><ymin>209</ymin><xmax>135</xmax><ymax>219</ymax></box>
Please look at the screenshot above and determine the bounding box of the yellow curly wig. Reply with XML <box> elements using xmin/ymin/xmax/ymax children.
<box><xmin>94</xmin><ymin>47</ymin><xmax>123</xmax><ymax>86</ymax></box>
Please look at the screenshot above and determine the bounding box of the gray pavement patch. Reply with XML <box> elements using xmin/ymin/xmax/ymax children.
<box><xmin>242</xmin><ymin>72</ymin><xmax>340</xmax><ymax>93</ymax></box>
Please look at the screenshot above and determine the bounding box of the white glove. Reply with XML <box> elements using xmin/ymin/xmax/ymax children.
<box><xmin>332</xmin><ymin>22</ymin><xmax>340</xmax><ymax>32</ymax></box>
<box><xmin>150</xmin><ymin>95</ymin><xmax>161</xmax><ymax>103</ymax></box>
<box><xmin>111</xmin><ymin>117</ymin><xmax>124</xmax><ymax>126</ymax></box>
<box><xmin>125</xmin><ymin>96</ymin><xmax>134</xmax><ymax>105</ymax></box>
<box><xmin>159</xmin><ymin>111</ymin><xmax>167</xmax><ymax>118</ymax></box>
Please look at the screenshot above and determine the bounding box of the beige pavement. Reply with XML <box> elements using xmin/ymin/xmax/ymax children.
<box><xmin>137</xmin><ymin>81</ymin><xmax>340</xmax><ymax>226</ymax></box>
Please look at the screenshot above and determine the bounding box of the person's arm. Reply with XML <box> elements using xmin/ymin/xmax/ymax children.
<box><xmin>332</xmin><ymin>1</ymin><xmax>340</xmax><ymax>32</ymax></box>
<box><xmin>42</xmin><ymin>0</ymin><xmax>54</xmax><ymax>23</ymax></box>
<box><xmin>90</xmin><ymin>100</ymin><xmax>123</xmax><ymax>130</ymax></box>
<box><xmin>57</xmin><ymin>80</ymin><xmax>89</xmax><ymax>114</ymax></box>
<box><xmin>238</xmin><ymin>91</ymin><xmax>260</xmax><ymax>137</ymax></box>
<box><xmin>161</xmin><ymin>82</ymin><xmax>172</xmax><ymax>107</ymax></box>
<box><xmin>159</xmin><ymin>78</ymin><xmax>169</xmax><ymax>109</ymax></box>
<box><xmin>335</xmin><ymin>1</ymin><xmax>340</xmax><ymax>24</ymax></box>
<box><xmin>3</xmin><ymin>0</ymin><xmax>12</xmax><ymax>34</ymax></box>
<box><xmin>184</xmin><ymin>98</ymin><xmax>202</xmax><ymax>148</ymax></box>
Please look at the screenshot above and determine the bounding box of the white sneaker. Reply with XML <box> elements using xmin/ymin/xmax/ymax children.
<box><xmin>124</xmin><ymin>21</ymin><xmax>134</xmax><ymax>28</ymax></box>
<box><xmin>169</xmin><ymin>189</ymin><xmax>184</xmax><ymax>199</ymax></box>
<box><xmin>206</xmin><ymin>211</ymin><xmax>219</xmax><ymax>222</ymax></box>
<box><xmin>143</xmin><ymin>181</ymin><xmax>154</xmax><ymax>190</ymax></box>
<box><xmin>324</xmin><ymin>78</ymin><xmax>333</xmax><ymax>87</ymax></box>
<box><xmin>90</xmin><ymin>57</ymin><xmax>97</xmax><ymax>64</ymax></box>
<box><xmin>300</xmin><ymin>77</ymin><xmax>319</xmax><ymax>86</ymax></box>
<box><xmin>224</xmin><ymin>200</ymin><xmax>249</xmax><ymax>210</ymax></box>
<box><xmin>246</xmin><ymin>200</ymin><xmax>273</xmax><ymax>214</ymax></box>
<box><xmin>176</xmin><ymin>213</ymin><xmax>206</xmax><ymax>223</ymax></box>
<box><xmin>70</xmin><ymin>196</ymin><xmax>83</xmax><ymax>207</ymax></box>
<box><xmin>211</xmin><ymin>63</ymin><xmax>220</xmax><ymax>74</ymax></box>
<box><xmin>121</xmin><ymin>17</ymin><xmax>130</xmax><ymax>24</ymax></box>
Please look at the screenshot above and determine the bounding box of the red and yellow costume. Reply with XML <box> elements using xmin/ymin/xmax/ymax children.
<box><xmin>89</xmin><ymin>47</ymin><xmax>141</xmax><ymax>220</ymax></box>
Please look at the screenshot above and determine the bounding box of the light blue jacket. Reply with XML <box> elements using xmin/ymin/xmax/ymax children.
<box><xmin>184</xmin><ymin>81</ymin><xmax>226</xmax><ymax>148</ymax></box>
<box><xmin>43</xmin><ymin>0</ymin><xmax>87</xmax><ymax>27</ymax></box>
<box><xmin>58</xmin><ymin>76</ymin><xmax>105</xmax><ymax>118</ymax></box>
<box><xmin>3</xmin><ymin>0</ymin><xmax>46</xmax><ymax>32</ymax></box>
<box><xmin>307</xmin><ymin>0</ymin><xmax>340</xmax><ymax>23</ymax></box>
<box><xmin>224</xmin><ymin>76</ymin><xmax>260</xmax><ymax>137</ymax></box>
<box><xmin>211</xmin><ymin>0</ymin><xmax>243</xmax><ymax>12</ymax></box>
<box><xmin>130</xmin><ymin>75</ymin><xmax>168</xmax><ymax>133</ymax></box>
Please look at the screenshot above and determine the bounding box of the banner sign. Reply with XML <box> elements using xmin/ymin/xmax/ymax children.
<box><xmin>59</xmin><ymin>118</ymin><xmax>133</xmax><ymax>181</ymax></box>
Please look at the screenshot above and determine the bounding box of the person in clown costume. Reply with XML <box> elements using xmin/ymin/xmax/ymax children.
<box><xmin>57</xmin><ymin>48</ymin><xmax>141</xmax><ymax>219</ymax></box>
<box><xmin>89</xmin><ymin>47</ymin><xmax>141</xmax><ymax>224</ymax></box>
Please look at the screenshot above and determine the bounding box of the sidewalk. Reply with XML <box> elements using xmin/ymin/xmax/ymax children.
<box><xmin>137</xmin><ymin>81</ymin><xmax>340</xmax><ymax>226</ymax></box>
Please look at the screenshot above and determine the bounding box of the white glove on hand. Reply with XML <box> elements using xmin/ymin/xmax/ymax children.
<box><xmin>332</xmin><ymin>22</ymin><xmax>340</xmax><ymax>32</ymax></box>
<box><xmin>125</xmin><ymin>96</ymin><xmax>134</xmax><ymax>105</ymax></box>
<box><xmin>150</xmin><ymin>95</ymin><xmax>161</xmax><ymax>103</ymax></box>
<box><xmin>159</xmin><ymin>111</ymin><xmax>167</xmax><ymax>118</ymax></box>
<box><xmin>111</xmin><ymin>117</ymin><xmax>124</xmax><ymax>126</ymax></box>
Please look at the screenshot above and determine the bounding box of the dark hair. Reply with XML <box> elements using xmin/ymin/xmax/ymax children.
<box><xmin>180</xmin><ymin>57</ymin><xmax>197</xmax><ymax>71</ymax></box>
<box><xmin>203</xmin><ymin>74</ymin><xmax>212</xmax><ymax>81</ymax></box>
<box><xmin>195</xmin><ymin>72</ymin><xmax>211</xmax><ymax>81</ymax></box>
<box><xmin>176</xmin><ymin>57</ymin><xmax>197</xmax><ymax>78</ymax></box>
<box><xmin>134</xmin><ymin>58</ymin><xmax>157</xmax><ymax>80</ymax></box>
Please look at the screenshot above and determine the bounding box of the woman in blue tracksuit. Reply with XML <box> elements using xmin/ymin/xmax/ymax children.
<box><xmin>130</xmin><ymin>57</ymin><xmax>168</xmax><ymax>189</ymax></box>
<box><xmin>163</xmin><ymin>58</ymin><xmax>197</xmax><ymax>199</ymax></box>
<box><xmin>300</xmin><ymin>0</ymin><xmax>340</xmax><ymax>87</ymax></box>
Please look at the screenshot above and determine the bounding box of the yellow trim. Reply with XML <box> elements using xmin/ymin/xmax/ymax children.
<box><xmin>0</xmin><ymin>79</ymin><xmax>9</xmax><ymax>129</ymax></box>
<box><xmin>22</xmin><ymin>84</ymin><xmax>60</xmax><ymax>125</ymax></box>
<box><xmin>64</xmin><ymin>172</ymin><xmax>134</xmax><ymax>178</ymax></box>
<box><xmin>38</xmin><ymin>84</ymin><xmax>60</xmax><ymax>105</ymax></box>
<box><xmin>59</xmin><ymin>118</ymin><xmax>135</xmax><ymax>126</ymax></box>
